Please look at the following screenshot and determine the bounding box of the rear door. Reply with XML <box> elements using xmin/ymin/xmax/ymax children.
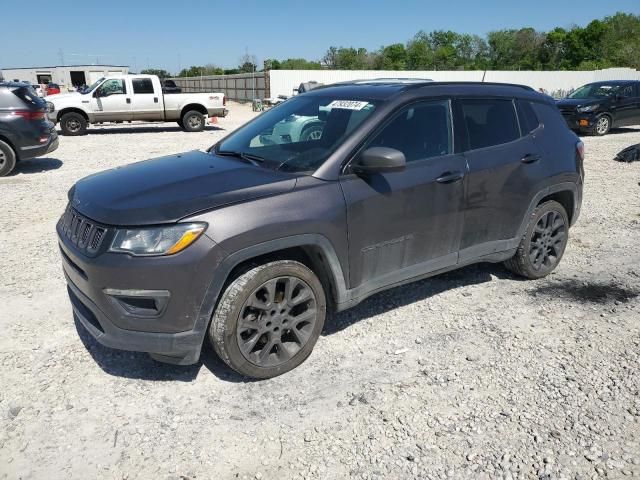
<box><xmin>612</xmin><ymin>83</ymin><xmax>639</xmax><ymax>127</ymax></box>
<box><xmin>340</xmin><ymin>99</ymin><xmax>467</xmax><ymax>290</ymax></box>
<box><xmin>458</xmin><ymin>97</ymin><xmax>545</xmax><ymax>262</ymax></box>
<box><xmin>91</xmin><ymin>78</ymin><xmax>132</xmax><ymax>121</ymax></box>
<box><xmin>131</xmin><ymin>77</ymin><xmax>163</xmax><ymax>120</ymax></box>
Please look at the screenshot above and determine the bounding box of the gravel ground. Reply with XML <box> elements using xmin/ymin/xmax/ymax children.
<box><xmin>0</xmin><ymin>103</ymin><xmax>639</xmax><ymax>480</ymax></box>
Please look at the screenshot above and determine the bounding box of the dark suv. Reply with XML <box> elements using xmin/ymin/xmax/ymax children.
<box><xmin>58</xmin><ymin>81</ymin><xmax>584</xmax><ymax>378</ymax></box>
<box><xmin>0</xmin><ymin>82</ymin><xmax>59</xmax><ymax>176</ymax></box>
<box><xmin>556</xmin><ymin>80</ymin><xmax>640</xmax><ymax>136</ymax></box>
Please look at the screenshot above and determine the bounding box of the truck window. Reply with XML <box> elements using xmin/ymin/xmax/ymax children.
<box><xmin>98</xmin><ymin>79</ymin><xmax>126</xmax><ymax>96</ymax></box>
<box><xmin>133</xmin><ymin>78</ymin><xmax>155</xmax><ymax>94</ymax></box>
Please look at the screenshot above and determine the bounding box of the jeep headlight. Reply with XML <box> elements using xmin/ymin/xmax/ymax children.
<box><xmin>577</xmin><ymin>104</ymin><xmax>599</xmax><ymax>113</ymax></box>
<box><xmin>109</xmin><ymin>223</ymin><xmax>206</xmax><ymax>256</ymax></box>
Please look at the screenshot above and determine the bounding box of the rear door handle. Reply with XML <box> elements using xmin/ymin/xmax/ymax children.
<box><xmin>126</xmin><ymin>98</ymin><xmax>131</xmax><ymax>104</ymax></box>
<box><xmin>436</xmin><ymin>171</ymin><xmax>464</xmax><ymax>184</ymax></box>
<box><xmin>521</xmin><ymin>153</ymin><xmax>541</xmax><ymax>164</ymax></box>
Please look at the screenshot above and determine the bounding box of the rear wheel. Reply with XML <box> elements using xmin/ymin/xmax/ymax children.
<box><xmin>300</xmin><ymin>123</ymin><xmax>324</xmax><ymax>142</ymax></box>
<box><xmin>504</xmin><ymin>200</ymin><xmax>569</xmax><ymax>279</ymax></box>
<box><xmin>181</xmin><ymin>110</ymin><xmax>205</xmax><ymax>132</ymax></box>
<box><xmin>176</xmin><ymin>118</ymin><xmax>184</xmax><ymax>129</ymax></box>
<box><xmin>0</xmin><ymin>140</ymin><xmax>17</xmax><ymax>177</ymax></box>
<box><xmin>209</xmin><ymin>260</ymin><xmax>326</xmax><ymax>379</ymax></box>
<box><xmin>60</xmin><ymin>112</ymin><xmax>87</xmax><ymax>136</ymax></box>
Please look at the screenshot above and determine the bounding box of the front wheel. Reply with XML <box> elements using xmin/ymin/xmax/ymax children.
<box><xmin>180</xmin><ymin>110</ymin><xmax>205</xmax><ymax>132</ymax></box>
<box><xmin>209</xmin><ymin>261</ymin><xmax>326</xmax><ymax>379</ymax></box>
<box><xmin>504</xmin><ymin>200</ymin><xmax>569</xmax><ymax>279</ymax></box>
<box><xmin>593</xmin><ymin>115</ymin><xmax>611</xmax><ymax>136</ymax></box>
<box><xmin>60</xmin><ymin>112</ymin><xmax>87</xmax><ymax>136</ymax></box>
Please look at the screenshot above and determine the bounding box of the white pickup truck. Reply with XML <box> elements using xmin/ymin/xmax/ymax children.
<box><xmin>46</xmin><ymin>74</ymin><xmax>227</xmax><ymax>135</ymax></box>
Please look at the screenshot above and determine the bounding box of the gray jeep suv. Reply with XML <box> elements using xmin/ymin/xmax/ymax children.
<box><xmin>58</xmin><ymin>81</ymin><xmax>584</xmax><ymax>378</ymax></box>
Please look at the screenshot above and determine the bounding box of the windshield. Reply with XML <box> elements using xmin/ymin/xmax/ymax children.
<box><xmin>215</xmin><ymin>95</ymin><xmax>378</xmax><ymax>174</ymax></box>
<box><xmin>82</xmin><ymin>77</ymin><xmax>105</xmax><ymax>93</ymax></box>
<box><xmin>568</xmin><ymin>83</ymin><xmax>621</xmax><ymax>99</ymax></box>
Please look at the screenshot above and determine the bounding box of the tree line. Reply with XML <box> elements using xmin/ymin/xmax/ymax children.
<box><xmin>142</xmin><ymin>12</ymin><xmax>639</xmax><ymax>77</ymax></box>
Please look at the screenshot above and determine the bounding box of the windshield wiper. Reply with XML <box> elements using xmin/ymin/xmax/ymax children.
<box><xmin>215</xmin><ymin>150</ymin><xmax>265</xmax><ymax>167</ymax></box>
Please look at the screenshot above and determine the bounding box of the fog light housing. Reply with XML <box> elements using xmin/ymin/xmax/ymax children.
<box><xmin>103</xmin><ymin>288</ymin><xmax>170</xmax><ymax>318</ymax></box>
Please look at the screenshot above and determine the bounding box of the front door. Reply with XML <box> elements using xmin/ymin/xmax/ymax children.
<box><xmin>340</xmin><ymin>99</ymin><xmax>466</xmax><ymax>292</ymax></box>
<box><xmin>91</xmin><ymin>78</ymin><xmax>132</xmax><ymax>121</ymax></box>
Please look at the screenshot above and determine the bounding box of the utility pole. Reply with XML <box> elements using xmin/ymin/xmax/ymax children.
<box><xmin>58</xmin><ymin>49</ymin><xmax>65</xmax><ymax>66</ymax></box>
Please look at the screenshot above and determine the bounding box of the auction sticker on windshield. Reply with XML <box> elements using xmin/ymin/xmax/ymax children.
<box><xmin>327</xmin><ymin>100</ymin><xmax>370</xmax><ymax>110</ymax></box>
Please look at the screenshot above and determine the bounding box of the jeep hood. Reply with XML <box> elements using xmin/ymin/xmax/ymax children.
<box><xmin>69</xmin><ymin>150</ymin><xmax>297</xmax><ymax>226</ymax></box>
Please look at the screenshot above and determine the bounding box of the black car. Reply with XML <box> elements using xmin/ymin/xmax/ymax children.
<box><xmin>0</xmin><ymin>82</ymin><xmax>59</xmax><ymax>176</ymax></box>
<box><xmin>161</xmin><ymin>79</ymin><xmax>182</xmax><ymax>94</ymax></box>
<box><xmin>58</xmin><ymin>81</ymin><xmax>583</xmax><ymax>378</ymax></box>
<box><xmin>556</xmin><ymin>80</ymin><xmax>640</xmax><ymax>136</ymax></box>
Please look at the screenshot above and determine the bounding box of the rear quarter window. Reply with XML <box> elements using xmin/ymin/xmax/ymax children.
<box><xmin>460</xmin><ymin>98</ymin><xmax>520</xmax><ymax>150</ymax></box>
<box><xmin>516</xmin><ymin>100</ymin><xmax>541</xmax><ymax>135</ymax></box>
<box><xmin>12</xmin><ymin>86</ymin><xmax>46</xmax><ymax>109</ymax></box>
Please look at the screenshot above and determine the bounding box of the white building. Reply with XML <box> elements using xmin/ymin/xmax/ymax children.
<box><xmin>0</xmin><ymin>65</ymin><xmax>129</xmax><ymax>90</ymax></box>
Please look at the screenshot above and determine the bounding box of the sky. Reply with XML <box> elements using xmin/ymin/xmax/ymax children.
<box><xmin>2</xmin><ymin>0</ymin><xmax>638</xmax><ymax>73</ymax></box>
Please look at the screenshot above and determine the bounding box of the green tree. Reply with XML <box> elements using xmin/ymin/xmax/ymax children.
<box><xmin>140</xmin><ymin>68</ymin><xmax>171</xmax><ymax>78</ymax></box>
<box><xmin>178</xmin><ymin>64</ymin><xmax>224</xmax><ymax>77</ymax></box>
<box><xmin>375</xmin><ymin>43</ymin><xmax>407</xmax><ymax>70</ymax></box>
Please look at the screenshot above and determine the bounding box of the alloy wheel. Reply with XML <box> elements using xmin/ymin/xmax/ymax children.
<box><xmin>596</xmin><ymin>117</ymin><xmax>609</xmax><ymax>135</ymax></box>
<box><xmin>66</xmin><ymin>119</ymin><xmax>81</xmax><ymax>133</ymax></box>
<box><xmin>187</xmin><ymin>115</ymin><xmax>202</xmax><ymax>129</ymax></box>
<box><xmin>529</xmin><ymin>210</ymin><xmax>566</xmax><ymax>271</ymax></box>
<box><xmin>236</xmin><ymin>276</ymin><xmax>318</xmax><ymax>367</ymax></box>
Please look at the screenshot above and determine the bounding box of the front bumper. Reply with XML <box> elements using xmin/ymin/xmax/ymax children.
<box><xmin>559</xmin><ymin>111</ymin><xmax>597</xmax><ymax>132</ymax></box>
<box><xmin>57</xmin><ymin>215</ymin><xmax>227</xmax><ymax>364</ymax></box>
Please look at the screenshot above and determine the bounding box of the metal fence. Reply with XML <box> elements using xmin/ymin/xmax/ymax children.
<box><xmin>169</xmin><ymin>72</ymin><xmax>266</xmax><ymax>101</ymax></box>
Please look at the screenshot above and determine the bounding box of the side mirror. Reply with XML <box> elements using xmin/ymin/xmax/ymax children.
<box><xmin>353</xmin><ymin>147</ymin><xmax>406</xmax><ymax>174</ymax></box>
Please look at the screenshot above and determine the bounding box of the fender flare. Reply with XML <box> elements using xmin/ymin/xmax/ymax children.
<box><xmin>516</xmin><ymin>182</ymin><xmax>580</xmax><ymax>238</ymax></box>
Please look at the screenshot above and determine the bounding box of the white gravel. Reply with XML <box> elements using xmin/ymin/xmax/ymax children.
<box><xmin>0</xmin><ymin>104</ymin><xmax>639</xmax><ymax>480</ymax></box>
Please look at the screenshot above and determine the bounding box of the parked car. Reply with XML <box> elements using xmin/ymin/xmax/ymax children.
<box><xmin>46</xmin><ymin>83</ymin><xmax>61</xmax><ymax>96</ymax></box>
<box><xmin>47</xmin><ymin>74</ymin><xmax>227</xmax><ymax>135</ymax></box>
<box><xmin>58</xmin><ymin>81</ymin><xmax>584</xmax><ymax>378</ymax></box>
<box><xmin>0</xmin><ymin>82</ymin><xmax>59</xmax><ymax>176</ymax></box>
<box><xmin>161</xmin><ymin>79</ymin><xmax>182</xmax><ymax>94</ymax></box>
<box><xmin>556</xmin><ymin>80</ymin><xmax>640</xmax><ymax>135</ymax></box>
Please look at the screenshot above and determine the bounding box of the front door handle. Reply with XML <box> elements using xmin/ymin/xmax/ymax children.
<box><xmin>154</xmin><ymin>97</ymin><xmax>159</xmax><ymax>103</ymax></box>
<box><xmin>436</xmin><ymin>171</ymin><xmax>464</xmax><ymax>184</ymax></box>
<box><xmin>521</xmin><ymin>153</ymin><xmax>541</xmax><ymax>164</ymax></box>
<box><xmin>126</xmin><ymin>98</ymin><xmax>131</xmax><ymax>104</ymax></box>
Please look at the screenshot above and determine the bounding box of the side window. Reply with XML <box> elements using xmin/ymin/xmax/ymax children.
<box><xmin>516</xmin><ymin>100</ymin><xmax>541</xmax><ymax>136</ymax></box>
<box><xmin>461</xmin><ymin>98</ymin><xmax>520</xmax><ymax>150</ymax></box>
<box><xmin>133</xmin><ymin>78</ymin><xmax>155</xmax><ymax>94</ymax></box>
<box><xmin>619</xmin><ymin>84</ymin><xmax>634</xmax><ymax>98</ymax></box>
<box><xmin>98</xmin><ymin>79</ymin><xmax>126</xmax><ymax>96</ymax></box>
<box><xmin>366</xmin><ymin>100</ymin><xmax>452</xmax><ymax>163</ymax></box>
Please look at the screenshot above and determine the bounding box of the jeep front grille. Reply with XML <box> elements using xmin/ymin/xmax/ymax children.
<box><xmin>59</xmin><ymin>205</ymin><xmax>108</xmax><ymax>256</ymax></box>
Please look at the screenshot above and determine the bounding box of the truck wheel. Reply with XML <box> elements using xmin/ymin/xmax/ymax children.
<box><xmin>60</xmin><ymin>112</ymin><xmax>87</xmax><ymax>136</ymax></box>
<box><xmin>176</xmin><ymin>119</ymin><xmax>184</xmax><ymax>129</ymax></box>
<box><xmin>181</xmin><ymin>111</ymin><xmax>205</xmax><ymax>132</ymax></box>
<box><xmin>0</xmin><ymin>140</ymin><xmax>17</xmax><ymax>177</ymax></box>
<box><xmin>593</xmin><ymin>115</ymin><xmax>611</xmax><ymax>136</ymax></box>
<box><xmin>209</xmin><ymin>260</ymin><xmax>327</xmax><ymax>379</ymax></box>
<box><xmin>504</xmin><ymin>200</ymin><xmax>569</xmax><ymax>279</ymax></box>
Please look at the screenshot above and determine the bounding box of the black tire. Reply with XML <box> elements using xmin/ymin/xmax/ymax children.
<box><xmin>60</xmin><ymin>112</ymin><xmax>87</xmax><ymax>136</ymax></box>
<box><xmin>176</xmin><ymin>118</ymin><xmax>184</xmax><ymax>129</ymax></box>
<box><xmin>181</xmin><ymin>110</ymin><xmax>205</xmax><ymax>132</ymax></box>
<box><xmin>504</xmin><ymin>200</ymin><xmax>569</xmax><ymax>279</ymax></box>
<box><xmin>209</xmin><ymin>260</ymin><xmax>327</xmax><ymax>379</ymax></box>
<box><xmin>0</xmin><ymin>140</ymin><xmax>17</xmax><ymax>177</ymax></box>
<box><xmin>593</xmin><ymin>114</ymin><xmax>611</xmax><ymax>136</ymax></box>
<box><xmin>300</xmin><ymin>122</ymin><xmax>324</xmax><ymax>142</ymax></box>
